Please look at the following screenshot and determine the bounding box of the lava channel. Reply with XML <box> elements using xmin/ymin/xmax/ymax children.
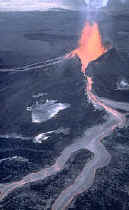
<box><xmin>0</xmin><ymin>21</ymin><xmax>128</xmax><ymax>210</ymax></box>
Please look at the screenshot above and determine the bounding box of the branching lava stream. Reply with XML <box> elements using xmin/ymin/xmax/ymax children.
<box><xmin>0</xmin><ymin>21</ymin><xmax>128</xmax><ymax>210</ymax></box>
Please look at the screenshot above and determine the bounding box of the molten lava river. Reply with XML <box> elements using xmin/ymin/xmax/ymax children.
<box><xmin>0</xmin><ymin>21</ymin><xmax>128</xmax><ymax>210</ymax></box>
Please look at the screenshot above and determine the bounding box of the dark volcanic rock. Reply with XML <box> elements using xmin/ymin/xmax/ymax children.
<box><xmin>86</xmin><ymin>48</ymin><xmax>129</xmax><ymax>102</ymax></box>
<box><xmin>0</xmin><ymin>58</ymin><xmax>4</xmax><ymax>68</ymax></box>
<box><xmin>70</xmin><ymin>122</ymin><xmax>129</xmax><ymax>210</ymax></box>
<box><xmin>0</xmin><ymin>55</ymin><xmax>105</xmax><ymax>185</ymax></box>
<box><xmin>0</xmin><ymin>56</ymin><xmax>89</xmax><ymax>184</ymax></box>
<box><xmin>0</xmin><ymin>149</ymin><xmax>93</xmax><ymax>210</ymax></box>
<box><xmin>0</xmin><ymin>57</ymin><xmax>85</xmax><ymax>135</ymax></box>
<box><xmin>0</xmin><ymin>11</ymin><xmax>84</xmax><ymax>67</ymax></box>
<box><xmin>0</xmin><ymin>156</ymin><xmax>37</xmax><ymax>183</ymax></box>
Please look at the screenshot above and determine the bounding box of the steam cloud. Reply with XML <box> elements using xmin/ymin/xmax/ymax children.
<box><xmin>0</xmin><ymin>0</ymin><xmax>86</xmax><ymax>11</ymax></box>
<box><xmin>85</xmin><ymin>0</ymin><xmax>109</xmax><ymax>8</ymax></box>
<box><xmin>0</xmin><ymin>0</ymin><xmax>127</xmax><ymax>11</ymax></box>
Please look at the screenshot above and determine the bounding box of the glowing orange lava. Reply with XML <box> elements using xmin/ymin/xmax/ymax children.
<box><xmin>69</xmin><ymin>22</ymin><xmax>107</xmax><ymax>73</ymax></box>
<box><xmin>0</xmin><ymin>21</ymin><xmax>127</xmax><ymax>210</ymax></box>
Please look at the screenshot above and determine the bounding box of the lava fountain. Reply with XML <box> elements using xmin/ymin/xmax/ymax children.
<box><xmin>68</xmin><ymin>21</ymin><xmax>125</xmax><ymax>127</ymax></box>
<box><xmin>0</xmin><ymin>21</ymin><xmax>128</xmax><ymax>210</ymax></box>
<box><xmin>52</xmin><ymin>22</ymin><xmax>127</xmax><ymax>210</ymax></box>
<box><xmin>68</xmin><ymin>22</ymin><xmax>107</xmax><ymax>73</ymax></box>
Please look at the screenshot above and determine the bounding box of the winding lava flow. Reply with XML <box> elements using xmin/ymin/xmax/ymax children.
<box><xmin>0</xmin><ymin>22</ymin><xmax>128</xmax><ymax>210</ymax></box>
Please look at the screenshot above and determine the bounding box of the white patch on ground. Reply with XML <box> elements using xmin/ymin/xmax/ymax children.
<box><xmin>116</xmin><ymin>79</ymin><xmax>129</xmax><ymax>90</ymax></box>
<box><xmin>0</xmin><ymin>156</ymin><xmax>29</xmax><ymax>163</ymax></box>
<box><xmin>30</xmin><ymin>100</ymin><xmax>70</xmax><ymax>123</ymax></box>
<box><xmin>34</xmin><ymin>127</ymin><xmax>70</xmax><ymax>143</ymax></box>
<box><xmin>0</xmin><ymin>133</ymin><xmax>31</xmax><ymax>140</ymax></box>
